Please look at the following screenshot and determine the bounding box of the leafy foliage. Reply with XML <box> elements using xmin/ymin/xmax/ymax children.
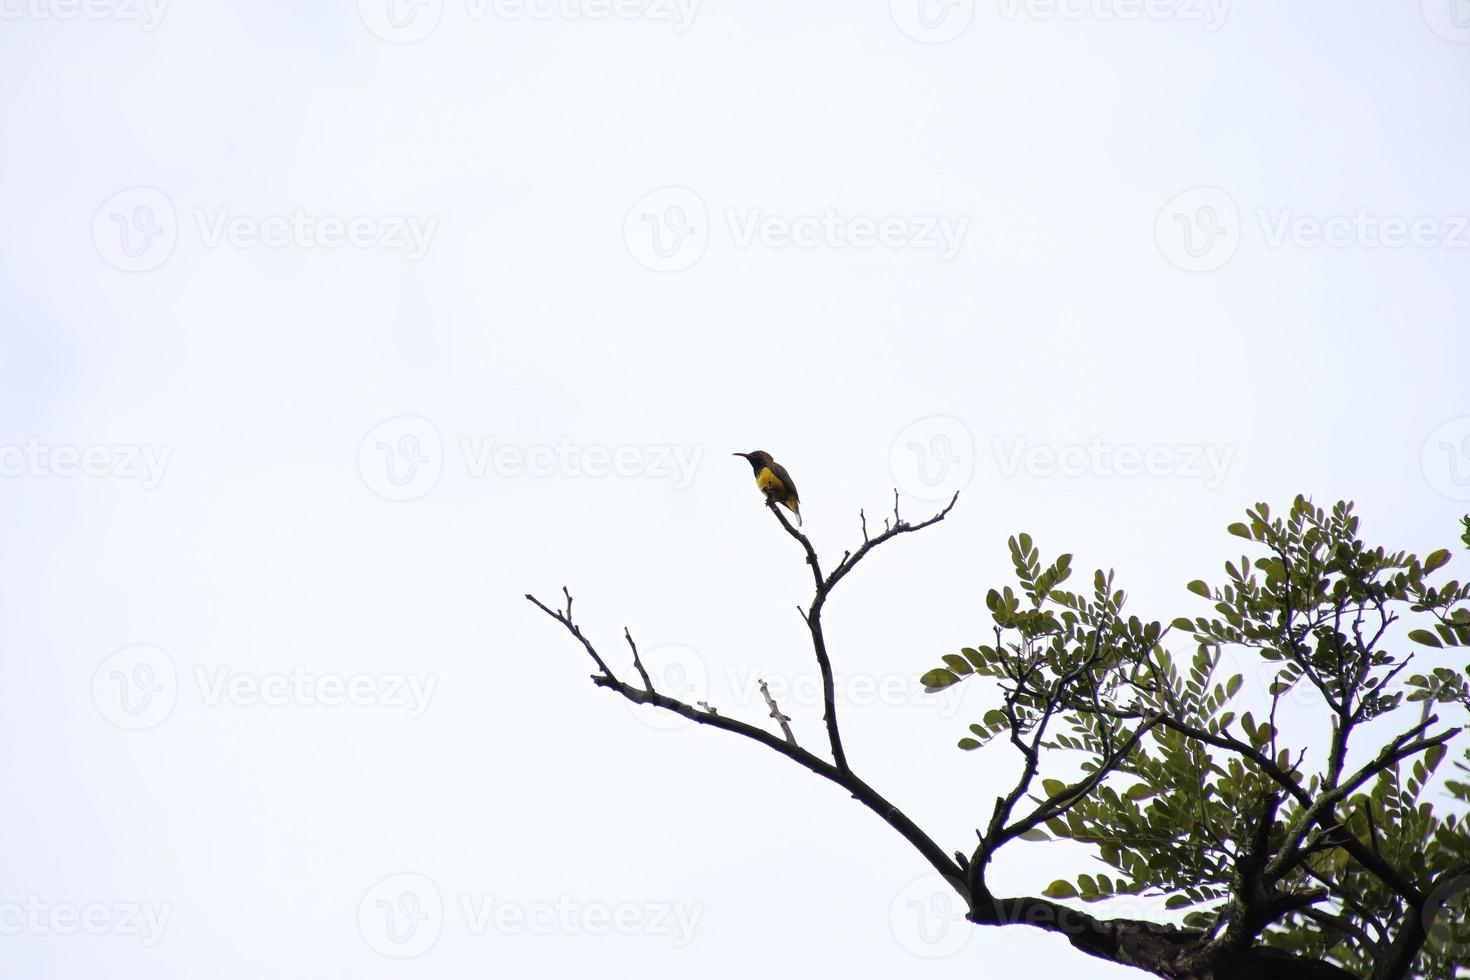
<box><xmin>925</xmin><ymin>497</ymin><xmax>1470</xmax><ymax>979</ymax></box>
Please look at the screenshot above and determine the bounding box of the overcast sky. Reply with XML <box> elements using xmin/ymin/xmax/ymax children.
<box><xmin>3</xmin><ymin>2</ymin><xmax>1469</xmax><ymax>977</ymax></box>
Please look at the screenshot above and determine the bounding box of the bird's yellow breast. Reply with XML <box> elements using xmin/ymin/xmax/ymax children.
<box><xmin>755</xmin><ymin>466</ymin><xmax>785</xmax><ymax>495</ymax></box>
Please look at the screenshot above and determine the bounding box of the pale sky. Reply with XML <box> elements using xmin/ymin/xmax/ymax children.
<box><xmin>2</xmin><ymin>2</ymin><xmax>1469</xmax><ymax>977</ymax></box>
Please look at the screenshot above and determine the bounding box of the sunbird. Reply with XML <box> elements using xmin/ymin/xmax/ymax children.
<box><xmin>734</xmin><ymin>450</ymin><xmax>801</xmax><ymax>525</ymax></box>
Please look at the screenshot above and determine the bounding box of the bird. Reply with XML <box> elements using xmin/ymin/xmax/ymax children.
<box><xmin>734</xmin><ymin>450</ymin><xmax>801</xmax><ymax>525</ymax></box>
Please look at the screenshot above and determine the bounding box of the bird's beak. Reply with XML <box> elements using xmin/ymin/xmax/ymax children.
<box><xmin>732</xmin><ymin>452</ymin><xmax>747</xmax><ymax>459</ymax></box>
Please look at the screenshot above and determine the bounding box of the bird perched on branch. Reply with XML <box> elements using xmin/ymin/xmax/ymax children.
<box><xmin>734</xmin><ymin>450</ymin><xmax>801</xmax><ymax>525</ymax></box>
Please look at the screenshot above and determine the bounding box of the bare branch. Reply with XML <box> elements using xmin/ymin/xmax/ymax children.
<box><xmin>763</xmin><ymin>490</ymin><xmax>960</xmax><ymax>774</ymax></box>
<box><xmin>759</xmin><ymin>679</ymin><xmax>797</xmax><ymax>746</ymax></box>
<box><xmin>525</xmin><ymin>589</ymin><xmax>613</xmax><ymax>678</ymax></box>
<box><xmin>625</xmin><ymin>626</ymin><xmax>653</xmax><ymax>692</ymax></box>
<box><xmin>524</xmin><ymin>590</ymin><xmax>964</xmax><ymax>890</ymax></box>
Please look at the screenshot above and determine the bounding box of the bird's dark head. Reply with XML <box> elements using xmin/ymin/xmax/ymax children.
<box><xmin>733</xmin><ymin>450</ymin><xmax>772</xmax><ymax>471</ymax></box>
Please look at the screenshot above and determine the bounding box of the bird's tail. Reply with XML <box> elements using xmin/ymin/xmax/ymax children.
<box><xmin>783</xmin><ymin>499</ymin><xmax>802</xmax><ymax>526</ymax></box>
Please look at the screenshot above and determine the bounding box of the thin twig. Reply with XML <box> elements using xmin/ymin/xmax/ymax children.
<box><xmin>759</xmin><ymin>679</ymin><xmax>797</xmax><ymax>746</ymax></box>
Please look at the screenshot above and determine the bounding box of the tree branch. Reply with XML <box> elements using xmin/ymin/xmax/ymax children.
<box><xmin>525</xmin><ymin>589</ymin><xmax>964</xmax><ymax>890</ymax></box>
<box><xmin>764</xmin><ymin>490</ymin><xmax>959</xmax><ymax>774</ymax></box>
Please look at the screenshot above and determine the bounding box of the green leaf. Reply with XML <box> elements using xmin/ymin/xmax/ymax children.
<box><xmin>1042</xmin><ymin>778</ymin><xmax>1068</xmax><ymax>798</ymax></box>
<box><xmin>1042</xmin><ymin>880</ymin><xmax>1078</xmax><ymax>899</ymax></box>
<box><xmin>921</xmin><ymin>668</ymin><xmax>960</xmax><ymax>691</ymax></box>
<box><xmin>983</xmin><ymin>709</ymin><xmax>1008</xmax><ymax>728</ymax></box>
<box><xmin>1426</xmin><ymin>743</ymin><xmax>1446</xmax><ymax>770</ymax></box>
<box><xmin>957</xmin><ymin>737</ymin><xmax>981</xmax><ymax>750</ymax></box>
<box><xmin>1425</xmin><ymin>548</ymin><xmax>1452</xmax><ymax>573</ymax></box>
<box><xmin>1408</xmin><ymin>629</ymin><xmax>1444</xmax><ymax>649</ymax></box>
<box><xmin>941</xmin><ymin>654</ymin><xmax>975</xmax><ymax>675</ymax></box>
<box><xmin>1165</xmin><ymin>894</ymin><xmax>1194</xmax><ymax>909</ymax></box>
<box><xmin>1227</xmin><ymin>522</ymin><xmax>1251</xmax><ymax>539</ymax></box>
<box><xmin>1187</xmin><ymin>580</ymin><xmax>1211</xmax><ymax>598</ymax></box>
<box><xmin>1172</xmin><ymin>617</ymin><xmax>1195</xmax><ymax>631</ymax></box>
<box><xmin>1016</xmin><ymin>828</ymin><xmax>1049</xmax><ymax>842</ymax></box>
